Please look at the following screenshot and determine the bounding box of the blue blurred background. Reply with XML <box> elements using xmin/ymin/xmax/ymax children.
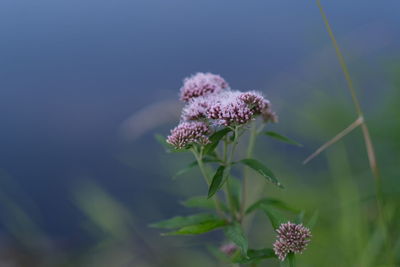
<box><xmin>0</xmin><ymin>0</ymin><xmax>399</xmax><ymax>266</ymax></box>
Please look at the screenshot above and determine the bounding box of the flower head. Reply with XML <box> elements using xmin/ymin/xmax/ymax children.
<box><xmin>261</xmin><ymin>106</ymin><xmax>278</xmax><ymax>123</ymax></box>
<box><xmin>207</xmin><ymin>91</ymin><xmax>253</xmax><ymax>126</ymax></box>
<box><xmin>238</xmin><ymin>91</ymin><xmax>269</xmax><ymax>114</ymax></box>
<box><xmin>181</xmin><ymin>96</ymin><xmax>212</xmax><ymax>121</ymax></box>
<box><xmin>166</xmin><ymin>121</ymin><xmax>211</xmax><ymax>149</ymax></box>
<box><xmin>180</xmin><ymin>72</ymin><xmax>229</xmax><ymax>102</ymax></box>
<box><xmin>273</xmin><ymin>222</ymin><xmax>311</xmax><ymax>261</ymax></box>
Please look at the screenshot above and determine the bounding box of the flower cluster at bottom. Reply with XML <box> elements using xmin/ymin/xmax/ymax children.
<box><xmin>273</xmin><ymin>222</ymin><xmax>312</xmax><ymax>261</ymax></box>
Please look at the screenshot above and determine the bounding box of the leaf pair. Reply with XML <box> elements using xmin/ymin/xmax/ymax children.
<box><xmin>207</xmin><ymin>158</ymin><xmax>284</xmax><ymax>199</ymax></box>
<box><xmin>247</xmin><ymin>198</ymin><xmax>319</xmax><ymax>230</ymax></box>
<box><xmin>246</xmin><ymin>198</ymin><xmax>299</xmax><ymax>215</ymax></box>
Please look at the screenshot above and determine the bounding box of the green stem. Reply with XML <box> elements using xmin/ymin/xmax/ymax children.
<box><xmin>288</xmin><ymin>252</ymin><xmax>296</xmax><ymax>267</ymax></box>
<box><xmin>192</xmin><ymin>147</ymin><xmax>225</xmax><ymax>218</ymax></box>
<box><xmin>223</xmin><ymin>127</ymin><xmax>240</xmax><ymax>220</ymax></box>
<box><xmin>239</xmin><ymin>121</ymin><xmax>258</xmax><ymax>219</ymax></box>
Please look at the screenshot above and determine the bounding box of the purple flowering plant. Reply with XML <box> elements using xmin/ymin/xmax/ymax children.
<box><xmin>151</xmin><ymin>73</ymin><xmax>313</xmax><ymax>266</ymax></box>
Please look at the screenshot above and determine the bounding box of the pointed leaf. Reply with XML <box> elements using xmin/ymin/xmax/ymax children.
<box><xmin>173</xmin><ymin>161</ymin><xmax>198</xmax><ymax>179</ymax></box>
<box><xmin>264</xmin><ymin>131</ymin><xmax>303</xmax><ymax>147</ymax></box>
<box><xmin>228</xmin><ymin>176</ymin><xmax>242</xmax><ymax>212</ymax></box>
<box><xmin>239</xmin><ymin>159</ymin><xmax>284</xmax><ymax>188</ymax></box>
<box><xmin>181</xmin><ymin>196</ymin><xmax>215</xmax><ymax>210</ymax></box>
<box><xmin>181</xmin><ymin>196</ymin><xmax>229</xmax><ymax>212</ymax></box>
<box><xmin>255</xmin><ymin>205</ymin><xmax>286</xmax><ymax>229</ymax></box>
<box><xmin>149</xmin><ymin>213</ymin><xmax>217</xmax><ymax>229</ymax></box>
<box><xmin>295</xmin><ymin>210</ymin><xmax>306</xmax><ymax>224</ymax></box>
<box><xmin>208</xmin><ymin>166</ymin><xmax>226</xmax><ymax>198</ymax></box>
<box><xmin>225</xmin><ymin>223</ymin><xmax>248</xmax><ymax>257</ymax></box>
<box><xmin>163</xmin><ymin>219</ymin><xmax>227</xmax><ymax>235</ymax></box>
<box><xmin>204</xmin><ymin>128</ymin><xmax>231</xmax><ymax>154</ymax></box>
<box><xmin>154</xmin><ymin>134</ymin><xmax>171</xmax><ymax>148</ymax></box>
<box><xmin>306</xmin><ymin>210</ymin><xmax>319</xmax><ymax>229</ymax></box>
<box><xmin>246</xmin><ymin>198</ymin><xmax>299</xmax><ymax>214</ymax></box>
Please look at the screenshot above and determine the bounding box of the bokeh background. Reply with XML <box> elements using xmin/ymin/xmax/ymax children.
<box><xmin>0</xmin><ymin>0</ymin><xmax>399</xmax><ymax>266</ymax></box>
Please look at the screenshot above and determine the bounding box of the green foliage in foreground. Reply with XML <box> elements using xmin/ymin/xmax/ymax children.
<box><xmin>151</xmin><ymin>123</ymin><xmax>310</xmax><ymax>265</ymax></box>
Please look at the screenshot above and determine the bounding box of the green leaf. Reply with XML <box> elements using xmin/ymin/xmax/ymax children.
<box><xmin>228</xmin><ymin>176</ymin><xmax>242</xmax><ymax>212</ymax></box>
<box><xmin>181</xmin><ymin>196</ymin><xmax>229</xmax><ymax>212</ymax></box>
<box><xmin>246</xmin><ymin>198</ymin><xmax>299</xmax><ymax>214</ymax></box>
<box><xmin>163</xmin><ymin>219</ymin><xmax>227</xmax><ymax>235</ymax></box>
<box><xmin>154</xmin><ymin>134</ymin><xmax>174</xmax><ymax>152</ymax></box>
<box><xmin>295</xmin><ymin>210</ymin><xmax>306</xmax><ymax>224</ymax></box>
<box><xmin>224</xmin><ymin>223</ymin><xmax>248</xmax><ymax>257</ymax></box>
<box><xmin>154</xmin><ymin>133</ymin><xmax>170</xmax><ymax>148</ymax></box>
<box><xmin>173</xmin><ymin>161</ymin><xmax>198</xmax><ymax>178</ymax></box>
<box><xmin>264</xmin><ymin>207</ymin><xmax>286</xmax><ymax>229</ymax></box>
<box><xmin>208</xmin><ymin>165</ymin><xmax>226</xmax><ymax>198</ymax></box>
<box><xmin>149</xmin><ymin>213</ymin><xmax>217</xmax><ymax>229</ymax></box>
<box><xmin>181</xmin><ymin>196</ymin><xmax>215</xmax><ymax>209</ymax></box>
<box><xmin>306</xmin><ymin>210</ymin><xmax>319</xmax><ymax>229</ymax></box>
<box><xmin>264</xmin><ymin>131</ymin><xmax>303</xmax><ymax>147</ymax></box>
<box><xmin>239</xmin><ymin>159</ymin><xmax>284</xmax><ymax>189</ymax></box>
<box><xmin>233</xmin><ymin>248</ymin><xmax>276</xmax><ymax>264</ymax></box>
<box><xmin>204</xmin><ymin>128</ymin><xmax>231</xmax><ymax>155</ymax></box>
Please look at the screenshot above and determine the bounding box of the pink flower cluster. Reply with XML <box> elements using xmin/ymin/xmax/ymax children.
<box><xmin>207</xmin><ymin>91</ymin><xmax>255</xmax><ymax>126</ymax></box>
<box><xmin>183</xmin><ymin>90</ymin><xmax>272</xmax><ymax>127</ymax></box>
<box><xmin>180</xmin><ymin>72</ymin><xmax>229</xmax><ymax>102</ymax></box>
<box><xmin>273</xmin><ymin>222</ymin><xmax>312</xmax><ymax>261</ymax></box>
<box><xmin>181</xmin><ymin>96</ymin><xmax>210</xmax><ymax>121</ymax></box>
<box><xmin>166</xmin><ymin>122</ymin><xmax>210</xmax><ymax>149</ymax></box>
<box><xmin>167</xmin><ymin>72</ymin><xmax>277</xmax><ymax>149</ymax></box>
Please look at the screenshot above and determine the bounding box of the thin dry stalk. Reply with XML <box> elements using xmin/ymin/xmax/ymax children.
<box><xmin>315</xmin><ymin>0</ymin><xmax>392</xmax><ymax>263</ymax></box>
<box><xmin>303</xmin><ymin>116</ymin><xmax>363</xmax><ymax>164</ymax></box>
<box><xmin>315</xmin><ymin>0</ymin><xmax>380</xmax><ymax>182</ymax></box>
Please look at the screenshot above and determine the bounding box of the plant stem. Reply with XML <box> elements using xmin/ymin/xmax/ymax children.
<box><xmin>223</xmin><ymin>127</ymin><xmax>240</xmax><ymax>219</ymax></box>
<box><xmin>315</xmin><ymin>0</ymin><xmax>380</xmax><ymax>182</ymax></box>
<box><xmin>315</xmin><ymin>0</ymin><xmax>392</xmax><ymax>263</ymax></box>
<box><xmin>288</xmin><ymin>252</ymin><xmax>296</xmax><ymax>267</ymax></box>
<box><xmin>240</xmin><ymin>121</ymin><xmax>258</xmax><ymax>219</ymax></box>
<box><xmin>192</xmin><ymin>147</ymin><xmax>225</xmax><ymax>218</ymax></box>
